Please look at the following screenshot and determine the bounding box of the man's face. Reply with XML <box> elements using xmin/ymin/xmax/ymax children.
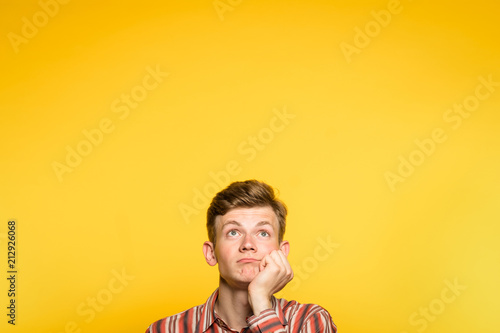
<box><xmin>204</xmin><ymin>206</ymin><xmax>287</xmax><ymax>289</ymax></box>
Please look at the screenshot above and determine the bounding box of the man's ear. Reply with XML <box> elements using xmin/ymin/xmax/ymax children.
<box><xmin>203</xmin><ymin>241</ymin><xmax>218</xmax><ymax>266</ymax></box>
<box><xmin>279</xmin><ymin>240</ymin><xmax>290</xmax><ymax>257</ymax></box>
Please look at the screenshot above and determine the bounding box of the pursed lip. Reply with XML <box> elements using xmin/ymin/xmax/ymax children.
<box><xmin>237</xmin><ymin>258</ymin><xmax>260</xmax><ymax>263</ymax></box>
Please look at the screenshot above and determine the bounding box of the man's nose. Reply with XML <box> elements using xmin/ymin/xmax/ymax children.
<box><xmin>240</xmin><ymin>235</ymin><xmax>256</xmax><ymax>252</ymax></box>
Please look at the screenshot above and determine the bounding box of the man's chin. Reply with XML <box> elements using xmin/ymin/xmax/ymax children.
<box><xmin>220</xmin><ymin>269</ymin><xmax>258</xmax><ymax>288</ymax></box>
<box><xmin>238</xmin><ymin>274</ymin><xmax>256</xmax><ymax>284</ymax></box>
<box><xmin>240</xmin><ymin>265</ymin><xmax>259</xmax><ymax>279</ymax></box>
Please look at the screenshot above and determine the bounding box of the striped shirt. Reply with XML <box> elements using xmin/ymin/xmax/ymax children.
<box><xmin>146</xmin><ymin>289</ymin><xmax>337</xmax><ymax>333</ymax></box>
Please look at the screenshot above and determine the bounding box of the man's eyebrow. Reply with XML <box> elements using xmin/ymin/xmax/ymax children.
<box><xmin>221</xmin><ymin>220</ymin><xmax>241</xmax><ymax>228</ymax></box>
<box><xmin>220</xmin><ymin>220</ymin><xmax>273</xmax><ymax>228</ymax></box>
<box><xmin>256</xmin><ymin>221</ymin><xmax>272</xmax><ymax>227</ymax></box>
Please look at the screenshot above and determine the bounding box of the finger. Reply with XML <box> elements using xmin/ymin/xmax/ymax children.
<box><xmin>268</xmin><ymin>251</ymin><xmax>291</xmax><ymax>294</ymax></box>
<box><xmin>265</xmin><ymin>253</ymin><xmax>278</xmax><ymax>268</ymax></box>
<box><xmin>275</xmin><ymin>250</ymin><xmax>293</xmax><ymax>280</ymax></box>
<box><xmin>259</xmin><ymin>253</ymin><xmax>277</xmax><ymax>271</ymax></box>
<box><xmin>259</xmin><ymin>254</ymin><xmax>268</xmax><ymax>271</ymax></box>
<box><xmin>271</xmin><ymin>250</ymin><xmax>289</xmax><ymax>272</ymax></box>
<box><xmin>274</xmin><ymin>250</ymin><xmax>288</xmax><ymax>267</ymax></box>
<box><xmin>277</xmin><ymin>250</ymin><xmax>292</xmax><ymax>272</ymax></box>
<box><xmin>269</xmin><ymin>251</ymin><xmax>290</xmax><ymax>280</ymax></box>
<box><xmin>265</xmin><ymin>251</ymin><xmax>282</xmax><ymax>270</ymax></box>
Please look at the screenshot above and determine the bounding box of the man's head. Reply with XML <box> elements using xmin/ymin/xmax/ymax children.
<box><xmin>206</xmin><ymin>180</ymin><xmax>287</xmax><ymax>248</ymax></box>
<box><xmin>203</xmin><ymin>180</ymin><xmax>290</xmax><ymax>287</ymax></box>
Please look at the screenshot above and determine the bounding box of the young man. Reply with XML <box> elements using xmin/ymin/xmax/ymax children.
<box><xmin>146</xmin><ymin>180</ymin><xmax>337</xmax><ymax>333</ymax></box>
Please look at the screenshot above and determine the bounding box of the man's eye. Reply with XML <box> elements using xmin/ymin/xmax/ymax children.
<box><xmin>259</xmin><ymin>231</ymin><xmax>269</xmax><ymax>237</ymax></box>
<box><xmin>228</xmin><ymin>230</ymin><xmax>238</xmax><ymax>236</ymax></box>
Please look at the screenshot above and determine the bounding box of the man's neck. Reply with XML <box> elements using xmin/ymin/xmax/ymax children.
<box><xmin>215</xmin><ymin>278</ymin><xmax>253</xmax><ymax>331</ymax></box>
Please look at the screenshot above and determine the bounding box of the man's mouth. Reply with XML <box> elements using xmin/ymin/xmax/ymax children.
<box><xmin>237</xmin><ymin>258</ymin><xmax>259</xmax><ymax>263</ymax></box>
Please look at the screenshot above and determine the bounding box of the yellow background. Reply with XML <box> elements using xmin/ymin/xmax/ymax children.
<box><xmin>1</xmin><ymin>0</ymin><xmax>499</xmax><ymax>332</ymax></box>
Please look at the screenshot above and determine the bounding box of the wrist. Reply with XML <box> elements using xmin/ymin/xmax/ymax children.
<box><xmin>248</xmin><ymin>293</ymin><xmax>272</xmax><ymax>316</ymax></box>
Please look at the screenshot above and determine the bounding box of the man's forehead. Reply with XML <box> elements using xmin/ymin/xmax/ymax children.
<box><xmin>215</xmin><ymin>206</ymin><xmax>278</xmax><ymax>228</ymax></box>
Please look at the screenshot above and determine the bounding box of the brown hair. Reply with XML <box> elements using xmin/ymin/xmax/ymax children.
<box><xmin>207</xmin><ymin>180</ymin><xmax>287</xmax><ymax>247</ymax></box>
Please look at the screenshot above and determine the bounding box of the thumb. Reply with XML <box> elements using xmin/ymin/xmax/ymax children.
<box><xmin>259</xmin><ymin>255</ymin><xmax>269</xmax><ymax>272</ymax></box>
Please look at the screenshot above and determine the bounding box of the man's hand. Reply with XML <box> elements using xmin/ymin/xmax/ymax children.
<box><xmin>247</xmin><ymin>250</ymin><xmax>294</xmax><ymax>316</ymax></box>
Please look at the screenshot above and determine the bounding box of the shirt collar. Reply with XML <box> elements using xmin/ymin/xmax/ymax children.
<box><xmin>197</xmin><ymin>289</ymin><xmax>220</xmax><ymax>333</ymax></box>
<box><xmin>197</xmin><ymin>289</ymin><xmax>288</xmax><ymax>333</ymax></box>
